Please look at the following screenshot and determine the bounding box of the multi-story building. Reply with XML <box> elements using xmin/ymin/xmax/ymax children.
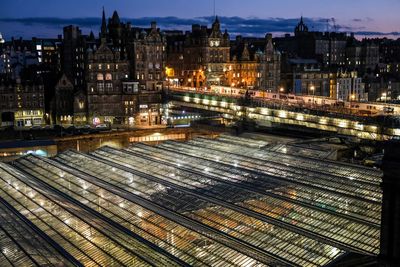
<box><xmin>178</xmin><ymin>17</ymin><xmax>230</xmax><ymax>87</ymax></box>
<box><xmin>275</xmin><ymin>17</ymin><xmax>347</xmax><ymax>67</ymax></box>
<box><xmin>336</xmin><ymin>71</ymin><xmax>366</xmax><ymax>101</ymax></box>
<box><xmin>86</xmin><ymin>38</ymin><xmax>130</xmax><ymax>125</ymax></box>
<box><xmin>224</xmin><ymin>34</ymin><xmax>281</xmax><ymax>91</ymax></box>
<box><xmin>165</xmin><ymin>31</ymin><xmax>185</xmax><ymax>86</ymax></box>
<box><xmin>129</xmin><ymin>22</ymin><xmax>166</xmax><ymax>90</ymax></box>
<box><xmin>32</xmin><ymin>37</ymin><xmax>62</xmax><ymax>72</ymax></box>
<box><xmin>0</xmin><ymin>38</ymin><xmax>39</xmax><ymax>79</ymax></box>
<box><xmin>346</xmin><ymin>37</ymin><xmax>379</xmax><ymax>73</ymax></box>
<box><xmin>0</xmin><ymin>78</ymin><xmax>45</xmax><ymax>127</ymax></box>
<box><xmin>102</xmin><ymin>10</ymin><xmax>166</xmax><ymax>91</ymax></box>
<box><xmin>228</xmin><ymin>41</ymin><xmax>259</xmax><ymax>89</ymax></box>
<box><xmin>364</xmin><ymin>77</ymin><xmax>400</xmax><ymax>102</ymax></box>
<box><xmin>259</xmin><ymin>34</ymin><xmax>281</xmax><ymax>91</ymax></box>
<box><xmin>281</xmin><ymin>58</ymin><xmax>324</xmax><ymax>95</ymax></box>
<box><xmin>54</xmin><ymin>74</ymin><xmax>74</xmax><ymax>125</ymax></box>
<box><xmin>62</xmin><ymin>25</ymin><xmax>88</xmax><ymax>89</ymax></box>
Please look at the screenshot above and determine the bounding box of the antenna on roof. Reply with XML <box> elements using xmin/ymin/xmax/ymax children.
<box><xmin>213</xmin><ymin>0</ymin><xmax>216</xmax><ymax>17</ymax></box>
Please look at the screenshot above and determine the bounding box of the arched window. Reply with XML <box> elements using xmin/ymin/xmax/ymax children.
<box><xmin>105</xmin><ymin>73</ymin><xmax>112</xmax><ymax>80</ymax></box>
<box><xmin>97</xmin><ymin>73</ymin><xmax>104</xmax><ymax>81</ymax></box>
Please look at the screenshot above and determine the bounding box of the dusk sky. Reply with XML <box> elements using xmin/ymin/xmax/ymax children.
<box><xmin>1</xmin><ymin>0</ymin><xmax>399</xmax><ymax>39</ymax></box>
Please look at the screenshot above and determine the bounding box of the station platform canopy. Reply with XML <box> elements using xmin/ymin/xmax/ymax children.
<box><xmin>0</xmin><ymin>135</ymin><xmax>382</xmax><ymax>266</ymax></box>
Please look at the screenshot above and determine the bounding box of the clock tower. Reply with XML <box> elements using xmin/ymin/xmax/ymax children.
<box><xmin>206</xmin><ymin>16</ymin><xmax>230</xmax><ymax>86</ymax></box>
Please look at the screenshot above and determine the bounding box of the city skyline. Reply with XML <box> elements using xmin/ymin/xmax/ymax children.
<box><xmin>1</xmin><ymin>0</ymin><xmax>399</xmax><ymax>39</ymax></box>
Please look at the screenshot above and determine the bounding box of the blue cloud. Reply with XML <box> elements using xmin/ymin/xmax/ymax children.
<box><xmin>0</xmin><ymin>16</ymin><xmax>398</xmax><ymax>39</ymax></box>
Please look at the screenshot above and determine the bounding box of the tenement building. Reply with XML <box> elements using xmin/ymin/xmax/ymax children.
<box><xmin>51</xmin><ymin>10</ymin><xmax>165</xmax><ymax>127</ymax></box>
<box><xmin>228</xmin><ymin>41</ymin><xmax>259</xmax><ymax>88</ymax></box>
<box><xmin>86</xmin><ymin>38</ymin><xmax>130</xmax><ymax>125</ymax></box>
<box><xmin>102</xmin><ymin>9</ymin><xmax>167</xmax><ymax>91</ymax></box>
<box><xmin>258</xmin><ymin>34</ymin><xmax>281</xmax><ymax>91</ymax></box>
<box><xmin>0</xmin><ymin>78</ymin><xmax>45</xmax><ymax>127</ymax></box>
<box><xmin>181</xmin><ymin>16</ymin><xmax>230</xmax><ymax>87</ymax></box>
<box><xmin>165</xmin><ymin>18</ymin><xmax>281</xmax><ymax>91</ymax></box>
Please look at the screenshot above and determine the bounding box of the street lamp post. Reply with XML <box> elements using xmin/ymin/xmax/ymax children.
<box><xmin>310</xmin><ymin>85</ymin><xmax>315</xmax><ymax>107</ymax></box>
<box><xmin>350</xmin><ymin>94</ymin><xmax>355</xmax><ymax>114</ymax></box>
<box><xmin>382</xmin><ymin>92</ymin><xmax>387</xmax><ymax>104</ymax></box>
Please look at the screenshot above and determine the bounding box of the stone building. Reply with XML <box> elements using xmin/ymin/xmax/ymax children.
<box><xmin>86</xmin><ymin>38</ymin><xmax>130</xmax><ymax>125</ymax></box>
<box><xmin>73</xmin><ymin>90</ymin><xmax>87</xmax><ymax>125</ymax></box>
<box><xmin>346</xmin><ymin>37</ymin><xmax>379</xmax><ymax>74</ymax></box>
<box><xmin>102</xmin><ymin>9</ymin><xmax>166</xmax><ymax>91</ymax></box>
<box><xmin>54</xmin><ymin>74</ymin><xmax>74</xmax><ymax>125</ymax></box>
<box><xmin>259</xmin><ymin>34</ymin><xmax>281</xmax><ymax>92</ymax></box>
<box><xmin>0</xmin><ymin>78</ymin><xmax>45</xmax><ymax>127</ymax></box>
<box><xmin>228</xmin><ymin>41</ymin><xmax>259</xmax><ymax>88</ymax></box>
<box><xmin>275</xmin><ymin>17</ymin><xmax>347</xmax><ymax>67</ymax></box>
<box><xmin>336</xmin><ymin>71</ymin><xmax>366</xmax><ymax>101</ymax></box>
<box><xmin>129</xmin><ymin>22</ymin><xmax>166</xmax><ymax>90</ymax></box>
<box><xmin>179</xmin><ymin>16</ymin><xmax>230</xmax><ymax>87</ymax></box>
<box><xmin>164</xmin><ymin>31</ymin><xmax>185</xmax><ymax>86</ymax></box>
<box><xmin>62</xmin><ymin>25</ymin><xmax>89</xmax><ymax>89</ymax></box>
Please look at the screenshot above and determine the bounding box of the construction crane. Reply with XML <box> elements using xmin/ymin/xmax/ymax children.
<box><xmin>331</xmin><ymin>18</ymin><xmax>338</xmax><ymax>32</ymax></box>
<box><xmin>326</xmin><ymin>18</ymin><xmax>338</xmax><ymax>32</ymax></box>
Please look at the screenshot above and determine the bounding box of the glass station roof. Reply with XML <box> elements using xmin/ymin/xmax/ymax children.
<box><xmin>0</xmin><ymin>135</ymin><xmax>383</xmax><ymax>267</ymax></box>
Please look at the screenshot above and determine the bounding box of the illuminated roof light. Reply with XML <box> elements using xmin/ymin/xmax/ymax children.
<box><xmin>278</xmin><ymin>110</ymin><xmax>287</xmax><ymax>118</ymax></box>
<box><xmin>296</xmin><ymin>114</ymin><xmax>304</xmax><ymax>121</ymax></box>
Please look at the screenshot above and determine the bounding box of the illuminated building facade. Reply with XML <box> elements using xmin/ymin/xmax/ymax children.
<box><xmin>228</xmin><ymin>41</ymin><xmax>259</xmax><ymax>89</ymax></box>
<box><xmin>336</xmin><ymin>71</ymin><xmax>366</xmax><ymax>102</ymax></box>
<box><xmin>166</xmin><ymin>22</ymin><xmax>281</xmax><ymax>91</ymax></box>
<box><xmin>180</xmin><ymin>17</ymin><xmax>230</xmax><ymax>87</ymax></box>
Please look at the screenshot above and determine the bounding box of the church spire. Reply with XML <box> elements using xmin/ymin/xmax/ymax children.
<box><xmin>101</xmin><ymin>7</ymin><xmax>107</xmax><ymax>37</ymax></box>
<box><xmin>294</xmin><ymin>15</ymin><xmax>308</xmax><ymax>35</ymax></box>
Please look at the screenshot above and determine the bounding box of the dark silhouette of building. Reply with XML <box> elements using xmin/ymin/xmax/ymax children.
<box><xmin>379</xmin><ymin>141</ymin><xmax>400</xmax><ymax>267</ymax></box>
<box><xmin>53</xmin><ymin>74</ymin><xmax>74</xmax><ymax>125</ymax></box>
<box><xmin>276</xmin><ymin>17</ymin><xmax>348</xmax><ymax>67</ymax></box>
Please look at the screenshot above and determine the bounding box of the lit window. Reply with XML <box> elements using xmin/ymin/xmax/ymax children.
<box><xmin>97</xmin><ymin>73</ymin><xmax>104</xmax><ymax>81</ymax></box>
